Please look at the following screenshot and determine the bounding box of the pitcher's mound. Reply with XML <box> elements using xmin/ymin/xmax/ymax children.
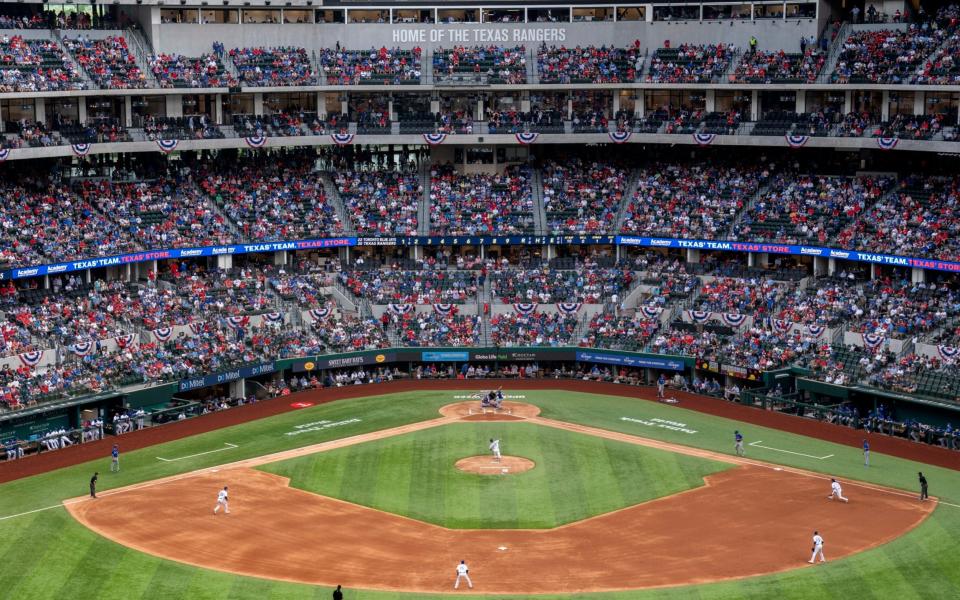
<box><xmin>455</xmin><ymin>455</ymin><xmax>535</xmax><ymax>475</ymax></box>
<box><xmin>440</xmin><ymin>401</ymin><xmax>540</xmax><ymax>420</ymax></box>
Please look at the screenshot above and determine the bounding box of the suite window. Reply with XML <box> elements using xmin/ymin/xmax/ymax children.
<box><xmin>616</xmin><ymin>7</ymin><xmax>646</xmax><ymax>21</ymax></box>
<box><xmin>438</xmin><ymin>9</ymin><xmax>479</xmax><ymax>24</ymax></box>
<box><xmin>283</xmin><ymin>10</ymin><xmax>313</xmax><ymax>24</ymax></box>
<box><xmin>529</xmin><ymin>7</ymin><xmax>570</xmax><ymax>22</ymax></box>
<box><xmin>242</xmin><ymin>9</ymin><xmax>281</xmax><ymax>24</ymax></box>
<box><xmin>653</xmin><ymin>5</ymin><xmax>700</xmax><ymax>21</ymax></box>
<box><xmin>754</xmin><ymin>3</ymin><xmax>786</xmax><ymax>19</ymax></box>
<box><xmin>703</xmin><ymin>4</ymin><xmax>752</xmax><ymax>20</ymax></box>
<box><xmin>483</xmin><ymin>9</ymin><xmax>524</xmax><ymax>23</ymax></box>
<box><xmin>315</xmin><ymin>10</ymin><xmax>345</xmax><ymax>24</ymax></box>
<box><xmin>572</xmin><ymin>7</ymin><xmax>613</xmax><ymax>22</ymax></box>
<box><xmin>347</xmin><ymin>10</ymin><xmax>388</xmax><ymax>24</ymax></box>
<box><xmin>160</xmin><ymin>8</ymin><xmax>199</xmax><ymax>24</ymax></box>
<box><xmin>200</xmin><ymin>9</ymin><xmax>239</xmax><ymax>24</ymax></box>
<box><xmin>785</xmin><ymin>3</ymin><xmax>817</xmax><ymax>18</ymax></box>
<box><xmin>393</xmin><ymin>10</ymin><xmax>433</xmax><ymax>24</ymax></box>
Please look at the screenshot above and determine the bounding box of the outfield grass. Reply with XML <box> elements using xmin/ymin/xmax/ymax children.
<box><xmin>260</xmin><ymin>422</ymin><xmax>731</xmax><ymax>528</ymax></box>
<box><xmin>0</xmin><ymin>388</ymin><xmax>958</xmax><ymax>599</ymax></box>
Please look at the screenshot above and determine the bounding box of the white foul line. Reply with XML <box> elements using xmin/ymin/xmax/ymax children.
<box><xmin>748</xmin><ymin>440</ymin><xmax>834</xmax><ymax>460</ymax></box>
<box><xmin>156</xmin><ymin>443</ymin><xmax>239</xmax><ymax>462</ymax></box>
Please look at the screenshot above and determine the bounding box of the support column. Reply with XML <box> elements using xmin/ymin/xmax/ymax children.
<box><xmin>747</xmin><ymin>253</ymin><xmax>755</xmax><ymax>267</ymax></box>
<box><xmin>750</xmin><ymin>90</ymin><xmax>760</xmax><ymax>121</ymax></box>
<box><xmin>686</xmin><ymin>249</ymin><xmax>701</xmax><ymax>264</ymax></box>
<box><xmin>843</xmin><ymin>91</ymin><xmax>852</xmax><ymax>114</ymax></box>
<box><xmin>274</xmin><ymin>251</ymin><xmax>288</xmax><ymax>266</ymax></box>
<box><xmin>881</xmin><ymin>90</ymin><xmax>890</xmax><ymax>122</ymax></box>
<box><xmin>612</xmin><ymin>92</ymin><xmax>620</xmax><ymax>117</ymax></box>
<box><xmin>35</xmin><ymin>98</ymin><xmax>46</xmax><ymax>124</ymax></box>
<box><xmin>913</xmin><ymin>91</ymin><xmax>924</xmax><ymax>116</ymax></box>
<box><xmin>475</xmin><ymin>96</ymin><xmax>483</xmax><ymax>121</ymax></box>
<box><xmin>214</xmin><ymin>94</ymin><xmax>223</xmax><ymax>125</ymax></box>
<box><xmin>520</xmin><ymin>91</ymin><xmax>531</xmax><ymax>113</ymax></box>
<box><xmin>340</xmin><ymin>94</ymin><xmax>348</xmax><ymax>116</ymax></box>
<box><xmin>388</xmin><ymin>97</ymin><xmax>396</xmax><ymax>122</ymax></box>
<box><xmin>795</xmin><ymin>91</ymin><xmax>806</xmax><ymax>115</ymax></box>
<box><xmin>78</xmin><ymin>96</ymin><xmax>88</xmax><ymax>123</ymax></box>
<box><xmin>813</xmin><ymin>257</ymin><xmax>827</xmax><ymax>277</ymax></box>
<box><xmin>317</xmin><ymin>91</ymin><xmax>327</xmax><ymax>118</ymax></box>
<box><xmin>253</xmin><ymin>93</ymin><xmax>264</xmax><ymax>116</ymax></box>
<box><xmin>705</xmin><ymin>90</ymin><xmax>716</xmax><ymax>113</ymax></box>
<box><xmin>124</xmin><ymin>96</ymin><xmax>133</xmax><ymax>128</ymax></box>
<box><xmin>229</xmin><ymin>378</ymin><xmax>246</xmax><ymax>399</ymax></box>
<box><xmin>165</xmin><ymin>95</ymin><xmax>183</xmax><ymax>118</ymax></box>
<box><xmin>911</xmin><ymin>267</ymin><xmax>926</xmax><ymax>284</ymax></box>
<box><xmin>430</xmin><ymin>98</ymin><xmax>440</xmax><ymax>114</ymax></box>
<box><xmin>216</xmin><ymin>255</ymin><xmax>233</xmax><ymax>270</ymax></box>
<box><xmin>870</xmin><ymin>263</ymin><xmax>879</xmax><ymax>279</ymax></box>
<box><xmin>635</xmin><ymin>92</ymin><xmax>645</xmax><ymax>118</ymax></box>
<box><xmin>828</xmin><ymin>258</ymin><xmax>837</xmax><ymax>276</ymax></box>
<box><xmin>566</xmin><ymin>94</ymin><xmax>573</xmax><ymax>120</ymax></box>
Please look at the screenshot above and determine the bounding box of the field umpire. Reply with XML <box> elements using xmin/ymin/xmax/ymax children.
<box><xmin>89</xmin><ymin>472</ymin><xmax>98</xmax><ymax>498</ymax></box>
<box><xmin>919</xmin><ymin>472</ymin><xmax>929</xmax><ymax>501</ymax></box>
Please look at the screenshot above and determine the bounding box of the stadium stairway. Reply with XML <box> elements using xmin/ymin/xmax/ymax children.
<box><xmin>48</xmin><ymin>29</ymin><xmax>95</xmax><ymax>89</ymax></box>
<box><xmin>417</xmin><ymin>161</ymin><xmax>431</xmax><ymax>236</ymax></box>
<box><xmin>320</xmin><ymin>172</ymin><xmax>357</xmax><ymax>236</ymax></box>
<box><xmin>612</xmin><ymin>169</ymin><xmax>643</xmax><ymax>234</ymax></box>
<box><xmin>817</xmin><ymin>22</ymin><xmax>850</xmax><ymax>83</ymax></box>
<box><xmin>526</xmin><ymin>47</ymin><xmax>538</xmax><ymax>84</ymax></box>
<box><xmin>531</xmin><ymin>168</ymin><xmax>547</xmax><ymax>235</ymax></box>
<box><xmin>478</xmin><ymin>278</ymin><xmax>493</xmax><ymax>345</ymax></box>
<box><xmin>123</xmin><ymin>27</ymin><xmax>162</xmax><ymax>89</ymax></box>
<box><xmin>726</xmin><ymin>176</ymin><xmax>775</xmax><ymax>239</ymax></box>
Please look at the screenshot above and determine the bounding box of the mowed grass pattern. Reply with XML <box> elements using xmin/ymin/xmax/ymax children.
<box><xmin>0</xmin><ymin>389</ymin><xmax>958</xmax><ymax>599</ymax></box>
<box><xmin>260</xmin><ymin>422</ymin><xmax>732</xmax><ymax>528</ymax></box>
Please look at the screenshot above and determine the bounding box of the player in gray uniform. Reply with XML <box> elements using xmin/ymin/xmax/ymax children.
<box><xmin>808</xmin><ymin>531</ymin><xmax>826</xmax><ymax>563</ymax></box>
<box><xmin>454</xmin><ymin>560</ymin><xmax>473</xmax><ymax>589</ymax></box>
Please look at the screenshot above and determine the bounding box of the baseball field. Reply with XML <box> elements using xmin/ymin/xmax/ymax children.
<box><xmin>1</xmin><ymin>382</ymin><xmax>959</xmax><ymax>599</ymax></box>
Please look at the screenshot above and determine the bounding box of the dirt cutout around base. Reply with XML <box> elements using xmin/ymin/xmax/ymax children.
<box><xmin>440</xmin><ymin>400</ymin><xmax>540</xmax><ymax>421</ymax></box>
<box><xmin>455</xmin><ymin>455</ymin><xmax>535</xmax><ymax>475</ymax></box>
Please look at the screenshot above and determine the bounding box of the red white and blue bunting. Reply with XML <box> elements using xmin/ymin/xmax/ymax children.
<box><xmin>608</xmin><ymin>131</ymin><xmax>632</xmax><ymax>144</ymax></box>
<box><xmin>687</xmin><ymin>310</ymin><xmax>710</xmax><ymax>323</ymax></box>
<box><xmin>71</xmin><ymin>143</ymin><xmax>92</xmax><ymax>157</ymax></box>
<box><xmin>153</xmin><ymin>327</ymin><xmax>172</xmax><ymax>342</ymax></box>
<box><xmin>262</xmin><ymin>312</ymin><xmax>284</xmax><ymax>324</ymax></box>
<box><xmin>0</xmin><ymin>148</ymin><xmax>10</xmax><ymax>162</ymax></box>
<box><xmin>515</xmin><ymin>132</ymin><xmax>539</xmax><ymax>145</ymax></box>
<box><xmin>513</xmin><ymin>303</ymin><xmax>538</xmax><ymax>315</ymax></box>
<box><xmin>422</xmin><ymin>133</ymin><xmax>447</xmax><ymax>145</ymax></box>
<box><xmin>785</xmin><ymin>134</ymin><xmax>809</xmax><ymax>148</ymax></box>
<box><xmin>693</xmin><ymin>133</ymin><xmax>715</xmax><ymax>146</ymax></box>
<box><xmin>861</xmin><ymin>332</ymin><xmax>886</xmax><ymax>349</ymax></box>
<box><xmin>18</xmin><ymin>351</ymin><xmax>43</xmax><ymax>368</ymax></box>
<box><xmin>556</xmin><ymin>302</ymin><xmax>582</xmax><ymax>315</ymax></box>
<box><xmin>70</xmin><ymin>341</ymin><xmax>94</xmax><ymax>356</ymax></box>
<box><xmin>937</xmin><ymin>345</ymin><xmax>959</xmax><ymax>363</ymax></box>
<box><xmin>115</xmin><ymin>334</ymin><xmax>136</xmax><ymax>349</ymax></box>
<box><xmin>806</xmin><ymin>324</ymin><xmax>826</xmax><ymax>339</ymax></box>
<box><xmin>156</xmin><ymin>139</ymin><xmax>179</xmax><ymax>154</ymax></box>
<box><xmin>331</xmin><ymin>133</ymin><xmax>355</xmax><ymax>146</ymax></box>
<box><xmin>309</xmin><ymin>307</ymin><xmax>331</xmax><ymax>321</ymax></box>
<box><xmin>773</xmin><ymin>318</ymin><xmax>794</xmax><ymax>333</ymax></box>
<box><xmin>387</xmin><ymin>303</ymin><xmax>414</xmax><ymax>316</ymax></box>
<box><xmin>433</xmin><ymin>303</ymin><xmax>456</xmax><ymax>315</ymax></box>
<box><xmin>876</xmin><ymin>137</ymin><xmax>899</xmax><ymax>151</ymax></box>
<box><xmin>721</xmin><ymin>313</ymin><xmax>747</xmax><ymax>328</ymax></box>
<box><xmin>188</xmin><ymin>321</ymin><xmax>205</xmax><ymax>335</ymax></box>
<box><xmin>226</xmin><ymin>315</ymin><xmax>250</xmax><ymax>330</ymax></box>
<box><xmin>640</xmin><ymin>305</ymin><xmax>662</xmax><ymax>319</ymax></box>
<box><xmin>245</xmin><ymin>135</ymin><xmax>268</xmax><ymax>149</ymax></box>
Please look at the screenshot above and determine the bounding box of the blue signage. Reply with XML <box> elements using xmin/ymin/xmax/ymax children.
<box><xmin>4</xmin><ymin>234</ymin><xmax>960</xmax><ymax>281</ymax></box>
<box><xmin>576</xmin><ymin>351</ymin><xmax>684</xmax><ymax>371</ymax></box>
<box><xmin>421</xmin><ymin>351</ymin><xmax>469</xmax><ymax>362</ymax></box>
<box><xmin>179</xmin><ymin>362</ymin><xmax>278</xmax><ymax>392</ymax></box>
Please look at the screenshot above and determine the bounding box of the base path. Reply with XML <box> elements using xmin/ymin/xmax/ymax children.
<box><xmin>455</xmin><ymin>455</ymin><xmax>536</xmax><ymax>475</ymax></box>
<box><xmin>67</xmin><ymin>416</ymin><xmax>933</xmax><ymax>595</ymax></box>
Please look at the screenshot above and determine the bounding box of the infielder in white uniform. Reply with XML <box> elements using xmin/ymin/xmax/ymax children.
<box><xmin>489</xmin><ymin>438</ymin><xmax>501</xmax><ymax>462</ymax></box>
<box><xmin>827</xmin><ymin>478</ymin><xmax>849</xmax><ymax>502</ymax></box>
<box><xmin>454</xmin><ymin>560</ymin><xmax>473</xmax><ymax>589</ymax></box>
<box><xmin>213</xmin><ymin>486</ymin><xmax>230</xmax><ymax>514</ymax></box>
<box><xmin>808</xmin><ymin>531</ymin><xmax>826</xmax><ymax>563</ymax></box>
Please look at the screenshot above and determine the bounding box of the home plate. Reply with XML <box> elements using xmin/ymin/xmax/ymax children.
<box><xmin>774</xmin><ymin>468</ymin><xmax>783</xmax><ymax>471</ymax></box>
<box><xmin>497</xmin><ymin>546</ymin><xmax>509</xmax><ymax>551</ymax></box>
